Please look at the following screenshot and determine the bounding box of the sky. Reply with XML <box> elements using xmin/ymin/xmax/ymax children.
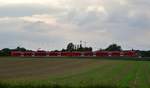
<box><xmin>0</xmin><ymin>0</ymin><xmax>150</xmax><ymax>51</ymax></box>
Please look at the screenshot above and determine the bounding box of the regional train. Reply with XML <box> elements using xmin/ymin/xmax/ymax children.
<box><xmin>11</xmin><ymin>51</ymin><xmax>138</xmax><ymax>57</ymax></box>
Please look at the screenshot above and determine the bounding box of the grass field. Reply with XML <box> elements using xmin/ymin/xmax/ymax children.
<box><xmin>0</xmin><ymin>57</ymin><xmax>150</xmax><ymax>88</ymax></box>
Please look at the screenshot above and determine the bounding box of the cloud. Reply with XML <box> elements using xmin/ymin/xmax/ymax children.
<box><xmin>0</xmin><ymin>0</ymin><xmax>150</xmax><ymax>50</ymax></box>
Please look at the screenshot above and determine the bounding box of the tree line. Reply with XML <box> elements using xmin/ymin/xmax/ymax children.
<box><xmin>0</xmin><ymin>43</ymin><xmax>150</xmax><ymax>57</ymax></box>
<box><xmin>0</xmin><ymin>47</ymin><xmax>28</xmax><ymax>56</ymax></box>
<box><xmin>62</xmin><ymin>42</ymin><xmax>92</xmax><ymax>52</ymax></box>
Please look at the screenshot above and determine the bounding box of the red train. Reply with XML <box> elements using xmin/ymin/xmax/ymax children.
<box><xmin>11</xmin><ymin>51</ymin><xmax>138</xmax><ymax>57</ymax></box>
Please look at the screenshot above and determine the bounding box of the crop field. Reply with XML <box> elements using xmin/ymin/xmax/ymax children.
<box><xmin>0</xmin><ymin>57</ymin><xmax>150</xmax><ymax>88</ymax></box>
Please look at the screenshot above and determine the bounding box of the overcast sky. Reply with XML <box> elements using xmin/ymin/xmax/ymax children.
<box><xmin>0</xmin><ymin>0</ymin><xmax>150</xmax><ymax>50</ymax></box>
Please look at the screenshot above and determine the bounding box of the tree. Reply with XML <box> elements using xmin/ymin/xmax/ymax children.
<box><xmin>14</xmin><ymin>47</ymin><xmax>26</xmax><ymax>51</ymax></box>
<box><xmin>140</xmin><ymin>51</ymin><xmax>150</xmax><ymax>57</ymax></box>
<box><xmin>105</xmin><ymin>44</ymin><xmax>122</xmax><ymax>51</ymax></box>
<box><xmin>88</xmin><ymin>47</ymin><xmax>93</xmax><ymax>51</ymax></box>
<box><xmin>82</xmin><ymin>47</ymin><xmax>93</xmax><ymax>52</ymax></box>
<box><xmin>66</xmin><ymin>43</ymin><xmax>75</xmax><ymax>52</ymax></box>
<box><xmin>61</xmin><ymin>49</ymin><xmax>66</xmax><ymax>52</ymax></box>
<box><xmin>1</xmin><ymin>48</ymin><xmax>11</xmax><ymax>56</ymax></box>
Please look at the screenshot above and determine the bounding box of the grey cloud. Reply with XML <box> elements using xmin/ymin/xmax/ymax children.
<box><xmin>0</xmin><ymin>4</ymin><xmax>64</xmax><ymax>17</ymax></box>
<box><xmin>0</xmin><ymin>18</ymin><xmax>65</xmax><ymax>50</ymax></box>
<box><xmin>0</xmin><ymin>0</ymin><xmax>150</xmax><ymax>50</ymax></box>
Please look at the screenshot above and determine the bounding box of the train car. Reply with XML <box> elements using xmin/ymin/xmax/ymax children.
<box><xmin>61</xmin><ymin>52</ymin><xmax>82</xmax><ymax>57</ymax></box>
<box><xmin>83</xmin><ymin>52</ymin><xmax>93</xmax><ymax>56</ymax></box>
<box><xmin>11</xmin><ymin>51</ymin><xmax>23</xmax><ymax>57</ymax></box>
<box><xmin>34</xmin><ymin>51</ymin><xmax>47</xmax><ymax>57</ymax></box>
<box><xmin>123</xmin><ymin>51</ymin><xmax>137</xmax><ymax>57</ymax></box>
<box><xmin>23</xmin><ymin>51</ymin><xmax>34</xmax><ymax>57</ymax></box>
<box><xmin>111</xmin><ymin>51</ymin><xmax>121</xmax><ymax>57</ymax></box>
<box><xmin>95</xmin><ymin>51</ymin><xmax>109</xmax><ymax>57</ymax></box>
<box><xmin>48</xmin><ymin>52</ymin><xmax>60</xmax><ymax>56</ymax></box>
<box><xmin>71</xmin><ymin>52</ymin><xmax>82</xmax><ymax>57</ymax></box>
<box><xmin>61</xmin><ymin>52</ymin><xmax>71</xmax><ymax>57</ymax></box>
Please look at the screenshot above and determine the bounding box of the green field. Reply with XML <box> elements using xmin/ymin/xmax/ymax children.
<box><xmin>0</xmin><ymin>57</ymin><xmax>150</xmax><ymax>88</ymax></box>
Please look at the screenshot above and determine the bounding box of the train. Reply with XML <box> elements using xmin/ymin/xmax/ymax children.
<box><xmin>11</xmin><ymin>51</ymin><xmax>138</xmax><ymax>57</ymax></box>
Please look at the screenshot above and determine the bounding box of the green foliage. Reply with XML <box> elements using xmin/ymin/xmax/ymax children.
<box><xmin>0</xmin><ymin>83</ymin><xmax>122</xmax><ymax>88</ymax></box>
<box><xmin>13</xmin><ymin>47</ymin><xmax>27</xmax><ymax>52</ymax></box>
<box><xmin>105</xmin><ymin>44</ymin><xmax>122</xmax><ymax>51</ymax></box>
<box><xmin>139</xmin><ymin>51</ymin><xmax>150</xmax><ymax>57</ymax></box>
<box><xmin>0</xmin><ymin>47</ymin><xmax>27</xmax><ymax>56</ymax></box>
<box><xmin>66</xmin><ymin>43</ymin><xmax>75</xmax><ymax>52</ymax></box>
<box><xmin>65</xmin><ymin>42</ymin><xmax>93</xmax><ymax>52</ymax></box>
<box><xmin>0</xmin><ymin>48</ymin><xmax>11</xmax><ymax>56</ymax></box>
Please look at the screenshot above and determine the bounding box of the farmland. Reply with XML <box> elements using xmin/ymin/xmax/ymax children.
<box><xmin>0</xmin><ymin>57</ymin><xmax>150</xmax><ymax>88</ymax></box>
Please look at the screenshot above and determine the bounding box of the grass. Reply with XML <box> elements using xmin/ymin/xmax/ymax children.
<box><xmin>0</xmin><ymin>57</ymin><xmax>150</xmax><ymax>88</ymax></box>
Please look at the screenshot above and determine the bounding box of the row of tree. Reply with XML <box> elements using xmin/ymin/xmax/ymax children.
<box><xmin>62</xmin><ymin>42</ymin><xmax>93</xmax><ymax>52</ymax></box>
<box><xmin>63</xmin><ymin>43</ymin><xmax>122</xmax><ymax>52</ymax></box>
<box><xmin>139</xmin><ymin>51</ymin><xmax>150</xmax><ymax>57</ymax></box>
<box><xmin>0</xmin><ymin>43</ymin><xmax>121</xmax><ymax>56</ymax></box>
<box><xmin>0</xmin><ymin>43</ymin><xmax>150</xmax><ymax>57</ymax></box>
<box><xmin>0</xmin><ymin>47</ymin><xmax>27</xmax><ymax>56</ymax></box>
